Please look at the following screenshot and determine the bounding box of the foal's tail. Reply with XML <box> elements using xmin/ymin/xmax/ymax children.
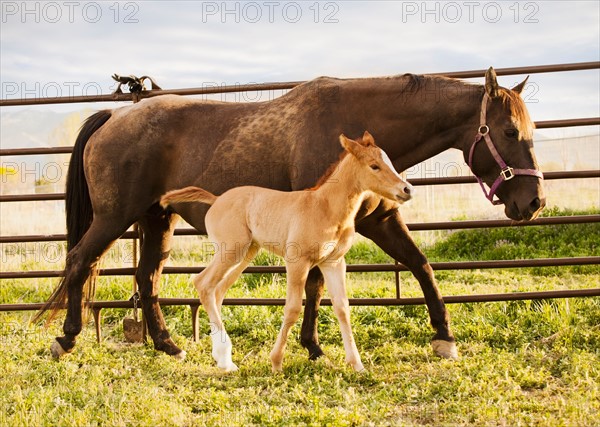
<box><xmin>33</xmin><ymin>110</ymin><xmax>112</xmax><ymax>324</ymax></box>
<box><xmin>160</xmin><ymin>186</ymin><xmax>218</xmax><ymax>207</ymax></box>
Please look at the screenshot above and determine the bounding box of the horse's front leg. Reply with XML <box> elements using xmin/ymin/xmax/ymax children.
<box><xmin>319</xmin><ymin>260</ymin><xmax>364</xmax><ymax>372</ymax></box>
<box><xmin>356</xmin><ymin>208</ymin><xmax>458</xmax><ymax>360</ymax></box>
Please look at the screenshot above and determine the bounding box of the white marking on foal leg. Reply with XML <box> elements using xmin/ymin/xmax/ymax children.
<box><xmin>211</xmin><ymin>327</ymin><xmax>238</xmax><ymax>372</ymax></box>
<box><xmin>50</xmin><ymin>339</ymin><xmax>68</xmax><ymax>359</ymax></box>
<box><xmin>432</xmin><ymin>340</ymin><xmax>459</xmax><ymax>360</ymax></box>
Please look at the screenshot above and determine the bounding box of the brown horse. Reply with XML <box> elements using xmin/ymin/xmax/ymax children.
<box><xmin>37</xmin><ymin>67</ymin><xmax>545</xmax><ymax>361</ymax></box>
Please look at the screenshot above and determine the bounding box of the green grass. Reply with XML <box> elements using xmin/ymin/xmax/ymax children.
<box><xmin>1</xmin><ymin>209</ymin><xmax>599</xmax><ymax>426</ymax></box>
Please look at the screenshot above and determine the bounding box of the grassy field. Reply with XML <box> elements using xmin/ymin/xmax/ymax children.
<box><xmin>1</xmin><ymin>208</ymin><xmax>599</xmax><ymax>426</ymax></box>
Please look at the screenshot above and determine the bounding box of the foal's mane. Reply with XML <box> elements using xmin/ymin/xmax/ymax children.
<box><xmin>309</xmin><ymin>150</ymin><xmax>349</xmax><ymax>190</ymax></box>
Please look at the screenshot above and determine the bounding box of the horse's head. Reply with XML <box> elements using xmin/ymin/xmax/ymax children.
<box><xmin>340</xmin><ymin>131</ymin><xmax>413</xmax><ymax>203</ymax></box>
<box><xmin>465</xmin><ymin>67</ymin><xmax>546</xmax><ymax>221</ymax></box>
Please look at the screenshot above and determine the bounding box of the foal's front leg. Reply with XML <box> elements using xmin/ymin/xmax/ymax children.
<box><xmin>319</xmin><ymin>260</ymin><xmax>364</xmax><ymax>372</ymax></box>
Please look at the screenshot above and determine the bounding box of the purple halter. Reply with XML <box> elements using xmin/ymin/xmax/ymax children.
<box><xmin>468</xmin><ymin>92</ymin><xmax>544</xmax><ymax>205</ymax></box>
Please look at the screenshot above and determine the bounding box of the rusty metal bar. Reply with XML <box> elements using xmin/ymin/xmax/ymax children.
<box><xmin>0</xmin><ymin>146</ymin><xmax>73</xmax><ymax>156</ymax></box>
<box><xmin>2</xmin><ymin>170</ymin><xmax>597</xmax><ymax>203</ymax></box>
<box><xmin>1</xmin><ymin>62</ymin><xmax>597</xmax><ymax>107</ymax></box>
<box><xmin>1</xmin><ymin>288</ymin><xmax>599</xmax><ymax>313</ymax></box>
<box><xmin>430</xmin><ymin>61</ymin><xmax>600</xmax><ymax>79</ymax></box>
<box><xmin>535</xmin><ymin>117</ymin><xmax>600</xmax><ymax>129</ymax></box>
<box><xmin>1</xmin><ymin>257</ymin><xmax>597</xmax><ymax>280</ymax></box>
<box><xmin>1</xmin><ymin>215</ymin><xmax>598</xmax><ymax>244</ymax></box>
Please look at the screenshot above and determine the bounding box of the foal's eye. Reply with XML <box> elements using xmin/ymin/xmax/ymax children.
<box><xmin>504</xmin><ymin>128</ymin><xmax>519</xmax><ymax>139</ymax></box>
<box><xmin>370</xmin><ymin>164</ymin><xmax>381</xmax><ymax>171</ymax></box>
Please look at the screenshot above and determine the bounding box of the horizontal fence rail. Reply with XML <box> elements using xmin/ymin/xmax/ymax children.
<box><xmin>1</xmin><ymin>257</ymin><xmax>599</xmax><ymax>280</ymax></box>
<box><xmin>1</xmin><ymin>215</ymin><xmax>599</xmax><ymax>244</ymax></box>
<box><xmin>1</xmin><ymin>61</ymin><xmax>598</xmax><ymax>107</ymax></box>
<box><xmin>1</xmin><ymin>171</ymin><xmax>599</xmax><ymax>203</ymax></box>
<box><xmin>1</xmin><ymin>61</ymin><xmax>599</xmax><ymax>343</ymax></box>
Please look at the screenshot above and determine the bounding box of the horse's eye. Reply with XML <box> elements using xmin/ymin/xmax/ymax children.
<box><xmin>504</xmin><ymin>128</ymin><xmax>519</xmax><ymax>139</ymax></box>
<box><xmin>370</xmin><ymin>164</ymin><xmax>380</xmax><ymax>171</ymax></box>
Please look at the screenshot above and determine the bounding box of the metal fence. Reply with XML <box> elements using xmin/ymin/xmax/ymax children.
<box><xmin>1</xmin><ymin>62</ymin><xmax>599</xmax><ymax>341</ymax></box>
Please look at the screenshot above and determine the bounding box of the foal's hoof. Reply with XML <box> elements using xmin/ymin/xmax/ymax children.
<box><xmin>50</xmin><ymin>340</ymin><xmax>68</xmax><ymax>359</ymax></box>
<box><xmin>172</xmin><ymin>350</ymin><xmax>187</xmax><ymax>361</ymax></box>
<box><xmin>352</xmin><ymin>362</ymin><xmax>366</xmax><ymax>373</ymax></box>
<box><xmin>218</xmin><ymin>362</ymin><xmax>239</xmax><ymax>373</ymax></box>
<box><xmin>432</xmin><ymin>340</ymin><xmax>459</xmax><ymax>360</ymax></box>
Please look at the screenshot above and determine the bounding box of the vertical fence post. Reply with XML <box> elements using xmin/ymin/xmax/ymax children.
<box><xmin>395</xmin><ymin>261</ymin><xmax>401</xmax><ymax>299</ymax></box>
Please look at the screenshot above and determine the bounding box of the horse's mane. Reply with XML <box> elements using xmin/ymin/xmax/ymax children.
<box><xmin>402</xmin><ymin>73</ymin><xmax>534</xmax><ymax>137</ymax></box>
<box><xmin>401</xmin><ymin>73</ymin><xmax>466</xmax><ymax>91</ymax></box>
<box><xmin>309</xmin><ymin>150</ymin><xmax>349</xmax><ymax>190</ymax></box>
<box><xmin>498</xmin><ymin>88</ymin><xmax>535</xmax><ymax>138</ymax></box>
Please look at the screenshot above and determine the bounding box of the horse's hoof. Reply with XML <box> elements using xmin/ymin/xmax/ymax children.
<box><xmin>173</xmin><ymin>350</ymin><xmax>187</xmax><ymax>361</ymax></box>
<box><xmin>50</xmin><ymin>340</ymin><xmax>68</xmax><ymax>359</ymax></box>
<box><xmin>308</xmin><ymin>346</ymin><xmax>325</xmax><ymax>361</ymax></box>
<box><xmin>432</xmin><ymin>340</ymin><xmax>459</xmax><ymax>360</ymax></box>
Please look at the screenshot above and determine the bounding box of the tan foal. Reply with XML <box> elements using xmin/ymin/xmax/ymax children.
<box><xmin>160</xmin><ymin>132</ymin><xmax>413</xmax><ymax>372</ymax></box>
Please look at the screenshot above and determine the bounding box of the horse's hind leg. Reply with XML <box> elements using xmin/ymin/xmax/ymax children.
<box><xmin>136</xmin><ymin>209</ymin><xmax>185</xmax><ymax>359</ymax></box>
<box><xmin>300</xmin><ymin>268</ymin><xmax>326</xmax><ymax>360</ymax></box>
<box><xmin>53</xmin><ymin>218</ymin><xmax>129</xmax><ymax>357</ymax></box>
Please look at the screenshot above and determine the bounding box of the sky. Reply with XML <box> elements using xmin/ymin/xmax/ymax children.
<box><xmin>1</xmin><ymin>1</ymin><xmax>599</xmax><ymax>132</ymax></box>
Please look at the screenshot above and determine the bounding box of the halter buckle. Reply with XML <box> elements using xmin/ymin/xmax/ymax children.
<box><xmin>478</xmin><ymin>125</ymin><xmax>489</xmax><ymax>136</ymax></box>
<box><xmin>500</xmin><ymin>167</ymin><xmax>515</xmax><ymax>181</ymax></box>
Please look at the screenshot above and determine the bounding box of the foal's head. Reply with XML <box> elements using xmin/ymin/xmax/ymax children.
<box><xmin>340</xmin><ymin>131</ymin><xmax>413</xmax><ymax>203</ymax></box>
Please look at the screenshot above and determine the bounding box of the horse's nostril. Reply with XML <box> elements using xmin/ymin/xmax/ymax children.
<box><xmin>404</xmin><ymin>185</ymin><xmax>412</xmax><ymax>195</ymax></box>
<box><xmin>529</xmin><ymin>197</ymin><xmax>541</xmax><ymax>211</ymax></box>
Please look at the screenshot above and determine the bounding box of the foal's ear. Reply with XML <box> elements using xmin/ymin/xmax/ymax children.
<box><xmin>361</xmin><ymin>131</ymin><xmax>376</xmax><ymax>147</ymax></box>
<box><xmin>511</xmin><ymin>75</ymin><xmax>529</xmax><ymax>95</ymax></box>
<box><xmin>485</xmin><ymin>66</ymin><xmax>500</xmax><ymax>98</ymax></box>
<box><xmin>339</xmin><ymin>134</ymin><xmax>362</xmax><ymax>156</ymax></box>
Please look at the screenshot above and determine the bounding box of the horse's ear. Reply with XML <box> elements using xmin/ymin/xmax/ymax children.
<box><xmin>511</xmin><ymin>75</ymin><xmax>529</xmax><ymax>95</ymax></box>
<box><xmin>361</xmin><ymin>131</ymin><xmax>376</xmax><ymax>147</ymax></box>
<box><xmin>485</xmin><ymin>66</ymin><xmax>500</xmax><ymax>98</ymax></box>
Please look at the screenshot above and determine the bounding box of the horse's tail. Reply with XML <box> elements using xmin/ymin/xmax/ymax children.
<box><xmin>160</xmin><ymin>186</ymin><xmax>219</xmax><ymax>207</ymax></box>
<box><xmin>33</xmin><ymin>110</ymin><xmax>112</xmax><ymax>324</ymax></box>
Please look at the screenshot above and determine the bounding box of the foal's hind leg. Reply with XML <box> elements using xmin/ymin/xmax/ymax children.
<box><xmin>214</xmin><ymin>243</ymin><xmax>259</xmax><ymax>310</ymax></box>
<box><xmin>193</xmin><ymin>241</ymin><xmax>257</xmax><ymax>371</ymax></box>
<box><xmin>270</xmin><ymin>262</ymin><xmax>310</xmax><ymax>372</ymax></box>
<box><xmin>194</xmin><ymin>260</ymin><xmax>242</xmax><ymax>371</ymax></box>
<box><xmin>52</xmin><ymin>218</ymin><xmax>129</xmax><ymax>358</ymax></box>
<box><xmin>136</xmin><ymin>209</ymin><xmax>185</xmax><ymax>359</ymax></box>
